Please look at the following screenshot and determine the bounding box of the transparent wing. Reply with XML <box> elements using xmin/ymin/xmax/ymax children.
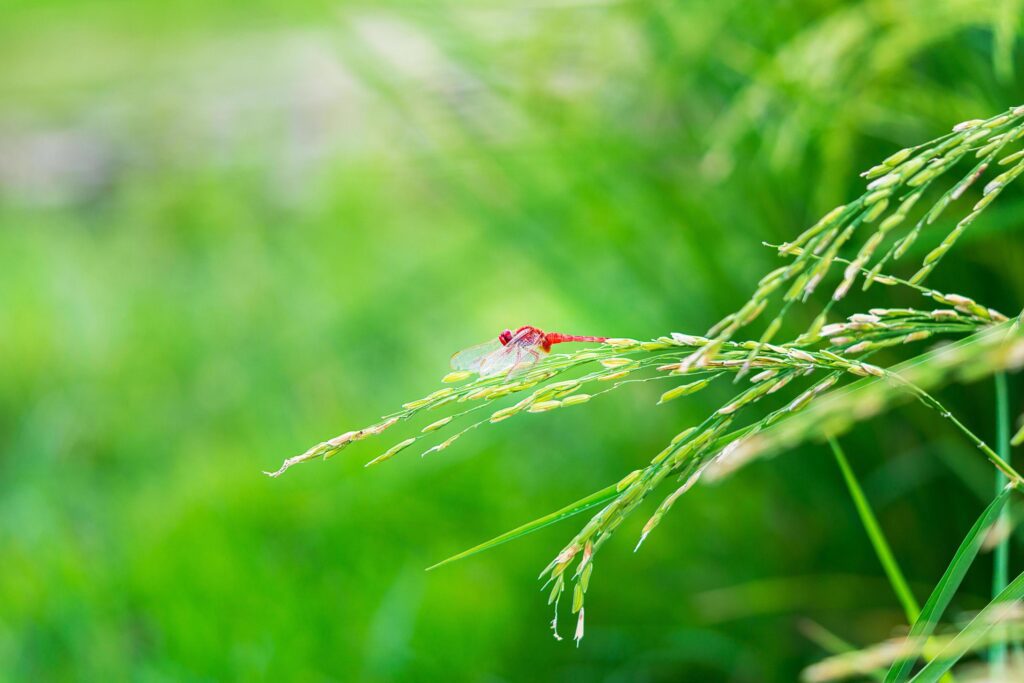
<box><xmin>452</xmin><ymin>328</ymin><xmax>544</xmax><ymax>376</ymax></box>
<box><xmin>478</xmin><ymin>344</ymin><xmax>524</xmax><ymax>377</ymax></box>
<box><xmin>483</xmin><ymin>347</ymin><xmax>543</xmax><ymax>380</ymax></box>
<box><xmin>502</xmin><ymin>327</ymin><xmax>545</xmax><ymax>377</ymax></box>
<box><xmin>450</xmin><ymin>339</ymin><xmax>503</xmax><ymax>371</ymax></box>
<box><xmin>505</xmin><ymin>348</ymin><xmax>541</xmax><ymax>378</ymax></box>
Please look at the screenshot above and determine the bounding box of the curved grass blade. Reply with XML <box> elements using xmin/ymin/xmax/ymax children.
<box><xmin>425</xmin><ymin>483</ymin><xmax>620</xmax><ymax>572</ymax></box>
<box><xmin>800</xmin><ymin>619</ymin><xmax>887</xmax><ymax>682</ymax></box>
<box><xmin>910</xmin><ymin>566</ymin><xmax>1024</xmax><ymax>682</ymax></box>
<box><xmin>707</xmin><ymin>322</ymin><xmax>1024</xmax><ymax>482</ymax></box>
<box><xmin>886</xmin><ymin>487</ymin><xmax>1014</xmax><ymax>682</ymax></box>
<box><xmin>829</xmin><ymin>437</ymin><xmax>920</xmax><ymax>624</ymax></box>
<box><xmin>992</xmin><ymin>372</ymin><xmax>1012</xmax><ymax>672</ymax></box>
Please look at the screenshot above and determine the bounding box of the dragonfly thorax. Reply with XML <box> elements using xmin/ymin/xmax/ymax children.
<box><xmin>452</xmin><ymin>325</ymin><xmax>605</xmax><ymax>377</ymax></box>
<box><xmin>502</xmin><ymin>326</ymin><xmax>547</xmax><ymax>348</ymax></box>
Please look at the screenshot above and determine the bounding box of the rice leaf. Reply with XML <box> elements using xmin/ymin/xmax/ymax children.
<box><xmin>885</xmin><ymin>487</ymin><xmax>1013</xmax><ymax>682</ymax></box>
<box><xmin>425</xmin><ymin>483</ymin><xmax>620</xmax><ymax>572</ymax></box>
<box><xmin>829</xmin><ymin>437</ymin><xmax>920</xmax><ymax>623</ymax></box>
<box><xmin>991</xmin><ymin>372</ymin><xmax>1012</xmax><ymax>671</ymax></box>
<box><xmin>800</xmin><ymin>619</ymin><xmax>887</xmax><ymax>682</ymax></box>
<box><xmin>909</xmin><ymin>565</ymin><xmax>1024</xmax><ymax>682</ymax></box>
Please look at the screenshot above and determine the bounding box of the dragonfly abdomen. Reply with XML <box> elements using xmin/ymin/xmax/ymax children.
<box><xmin>543</xmin><ymin>332</ymin><xmax>608</xmax><ymax>350</ymax></box>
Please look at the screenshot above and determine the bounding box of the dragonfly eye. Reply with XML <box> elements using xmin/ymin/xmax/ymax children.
<box><xmin>498</xmin><ymin>329</ymin><xmax>513</xmax><ymax>345</ymax></box>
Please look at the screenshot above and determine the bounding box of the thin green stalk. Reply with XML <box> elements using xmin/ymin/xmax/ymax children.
<box><xmin>886</xmin><ymin>488</ymin><xmax>1013</xmax><ymax>683</ymax></box>
<box><xmin>829</xmin><ymin>437</ymin><xmax>920</xmax><ymax>623</ymax></box>
<box><xmin>425</xmin><ymin>482</ymin><xmax>620</xmax><ymax>572</ymax></box>
<box><xmin>991</xmin><ymin>372</ymin><xmax>1011</xmax><ymax>672</ymax></box>
<box><xmin>891</xmin><ymin>377</ymin><xmax>1024</xmax><ymax>487</ymax></box>
<box><xmin>801</xmin><ymin>619</ymin><xmax>887</xmax><ymax>682</ymax></box>
<box><xmin>911</xmin><ymin>567</ymin><xmax>1024</xmax><ymax>683</ymax></box>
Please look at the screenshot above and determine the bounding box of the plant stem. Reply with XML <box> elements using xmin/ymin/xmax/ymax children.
<box><xmin>991</xmin><ymin>373</ymin><xmax>1011</xmax><ymax>672</ymax></box>
<box><xmin>891</xmin><ymin>376</ymin><xmax>1023</xmax><ymax>487</ymax></box>
<box><xmin>800</xmin><ymin>619</ymin><xmax>887</xmax><ymax>682</ymax></box>
<box><xmin>828</xmin><ymin>437</ymin><xmax>920</xmax><ymax>623</ymax></box>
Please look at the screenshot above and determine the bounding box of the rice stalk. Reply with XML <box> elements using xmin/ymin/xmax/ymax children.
<box><xmin>270</xmin><ymin>105</ymin><xmax>1024</xmax><ymax>647</ymax></box>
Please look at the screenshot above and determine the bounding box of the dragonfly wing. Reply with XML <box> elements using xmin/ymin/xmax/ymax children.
<box><xmin>506</xmin><ymin>348</ymin><xmax>541</xmax><ymax>378</ymax></box>
<box><xmin>500</xmin><ymin>327</ymin><xmax>544</xmax><ymax>377</ymax></box>
<box><xmin>453</xmin><ymin>328</ymin><xmax>544</xmax><ymax>376</ymax></box>
<box><xmin>451</xmin><ymin>339</ymin><xmax>503</xmax><ymax>371</ymax></box>
<box><xmin>478</xmin><ymin>344</ymin><xmax>522</xmax><ymax>377</ymax></box>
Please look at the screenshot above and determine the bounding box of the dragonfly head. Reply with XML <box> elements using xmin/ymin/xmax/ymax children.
<box><xmin>498</xmin><ymin>329</ymin><xmax>513</xmax><ymax>346</ymax></box>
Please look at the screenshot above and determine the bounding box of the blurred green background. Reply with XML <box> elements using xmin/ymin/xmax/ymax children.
<box><xmin>2</xmin><ymin>0</ymin><xmax>1023</xmax><ymax>680</ymax></box>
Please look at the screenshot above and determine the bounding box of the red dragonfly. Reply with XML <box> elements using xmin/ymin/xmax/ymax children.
<box><xmin>451</xmin><ymin>325</ymin><xmax>607</xmax><ymax>378</ymax></box>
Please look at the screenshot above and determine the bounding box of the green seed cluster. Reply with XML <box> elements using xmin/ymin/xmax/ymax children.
<box><xmin>269</xmin><ymin>105</ymin><xmax>1024</xmax><ymax>644</ymax></box>
<box><xmin>684</xmin><ymin>105</ymin><xmax>1024</xmax><ymax>375</ymax></box>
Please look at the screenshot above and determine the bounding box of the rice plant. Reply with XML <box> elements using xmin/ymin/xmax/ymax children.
<box><xmin>269</xmin><ymin>104</ymin><xmax>1024</xmax><ymax>674</ymax></box>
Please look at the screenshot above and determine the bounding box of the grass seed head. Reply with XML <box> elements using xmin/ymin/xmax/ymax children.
<box><xmin>787</xmin><ymin>349</ymin><xmax>816</xmax><ymax>363</ymax></box>
<box><xmin>580</xmin><ymin>541</ymin><xmax>594</xmax><ymax>568</ymax></box>
<box><xmin>670</xmin><ymin>428</ymin><xmax>697</xmax><ymax>446</ymax></box>
<box><xmin>429</xmin><ymin>395</ymin><xmax>459</xmax><ymax>411</ymax></box>
<box><xmin>442</xmin><ymin>370</ymin><xmax>473</xmax><ymax>383</ymax></box>
<box><xmin>366</xmin><ymin>437</ymin><xmax>417</xmax><ymax>467</ymax></box>
<box><xmin>402</xmin><ymin>397</ymin><xmax>432</xmax><ymax>409</ymax></box>
<box><xmin>597</xmin><ymin>370</ymin><xmax>631</xmax><ymax>382</ymax></box>
<box><xmin>788</xmin><ymin>389</ymin><xmax>816</xmax><ymax>412</ymax></box>
<box><xmin>883</xmin><ymin>147</ymin><xmax>914</xmax><ymax>167</ymax></box>
<box><xmin>490</xmin><ymin>406</ymin><xmax>519</xmax><ymax>423</ymax></box>
<box><xmin>659</xmin><ymin>379</ymin><xmax>712</xmax><ymax>404</ymax></box>
<box><xmin>367</xmin><ymin>417</ymin><xmax>400</xmax><ymax>435</ymax></box>
<box><xmin>604</xmin><ymin>338</ymin><xmax>639</xmax><ymax>348</ymax></box>
<box><xmin>529</xmin><ymin>400</ymin><xmax>562</xmax><ymax>413</ymax></box>
<box><xmin>862</xmin><ymin>163</ymin><xmax>889</xmax><ymax>178</ymax></box>
<box><xmin>580</xmin><ymin>563</ymin><xmax>594</xmax><ymax>592</ymax></box>
<box><xmin>422</xmin><ymin>416</ymin><xmax>453</xmax><ymax>432</ymax></box>
<box><xmin>929</xmin><ymin>309</ymin><xmax>959</xmax><ymax>320</ymax></box>
<box><xmin>1000</xmin><ymin>149</ymin><xmax>1024</xmax><ymax>165</ymax></box>
<box><xmin>1012</xmin><ymin>422</ymin><xmax>1024</xmax><ymax>447</ymax></box>
<box><xmin>767</xmin><ymin>374</ymin><xmax>794</xmax><ymax>393</ymax></box>
<box><xmin>327</xmin><ymin>430</ymin><xmax>361</xmax><ymax>448</ymax></box>
<box><xmin>548</xmin><ymin>575</ymin><xmax>564</xmax><ymax>605</ymax></box>
<box><xmin>554</xmin><ymin>544</ymin><xmax>579</xmax><ymax>567</ymax></box>
<box><xmin>950</xmin><ymin>118</ymin><xmax>983</xmax><ymax>132</ymax></box>
<box><xmin>574</xmin><ymin>608</ymin><xmax>585</xmax><ymax>645</ymax></box>
<box><xmin>858</xmin><ymin>363</ymin><xmax>884</xmax><ymax>377</ymax></box>
<box><xmin>616</xmin><ymin>469</ymin><xmax>642</xmax><ymax>492</ymax></box>
<box><xmin>464</xmin><ymin>386</ymin><xmax>496</xmax><ymax>401</ymax></box>
<box><xmin>866</xmin><ymin>173</ymin><xmax>900</xmax><ymax>191</ymax></box>
<box><xmin>844</xmin><ymin>341</ymin><xmax>872</xmax><ymax>354</ymax></box>
<box><xmin>423</xmin><ymin>434</ymin><xmax>459</xmax><ymax>456</ymax></box>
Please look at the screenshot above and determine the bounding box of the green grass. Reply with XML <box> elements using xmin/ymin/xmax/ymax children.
<box><xmin>992</xmin><ymin>372</ymin><xmax>1012</xmax><ymax>673</ymax></box>
<box><xmin>273</xmin><ymin>102</ymin><xmax>1024</xmax><ymax>670</ymax></box>
<box><xmin>829</xmin><ymin>437</ymin><xmax>920</xmax><ymax>625</ymax></box>
<box><xmin>2</xmin><ymin>1</ymin><xmax>1024</xmax><ymax>681</ymax></box>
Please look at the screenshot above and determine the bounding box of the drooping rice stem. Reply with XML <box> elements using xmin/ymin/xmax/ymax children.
<box><xmin>991</xmin><ymin>372</ymin><xmax>1012</xmax><ymax>672</ymax></box>
<box><xmin>828</xmin><ymin>437</ymin><xmax>920</xmax><ymax>624</ymax></box>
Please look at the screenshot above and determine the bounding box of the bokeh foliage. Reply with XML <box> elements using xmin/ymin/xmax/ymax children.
<box><xmin>1</xmin><ymin>0</ymin><xmax>1023</xmax><ymax>680</ymax></box>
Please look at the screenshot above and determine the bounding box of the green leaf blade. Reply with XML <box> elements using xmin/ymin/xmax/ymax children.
<box><xmin>829</xmin><ymin>437</ymin><xmax>920</xmax><ymax>624</ymax></box>
<box><xmin>425</xmin><ymin>483</ymin><xmax>620</xmax><ymax>572</ymax></box>
<box><xmin>886</xmin><ymin>487</ymin><xmax>1013</xmax><ymax>682</ymax></box>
